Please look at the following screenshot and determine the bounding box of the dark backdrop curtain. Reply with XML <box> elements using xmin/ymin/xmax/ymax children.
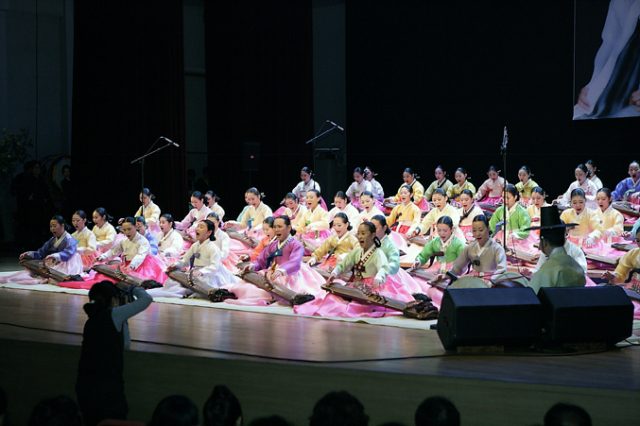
<box><xmin>72</xmin><ymin>0</ymin><xmax>187</xmax><ymax>220</ymax></box>
<box><xmin>204</xmin><ymin>0</ymin><xmax>314</xmax><ymax>216</ymax></box>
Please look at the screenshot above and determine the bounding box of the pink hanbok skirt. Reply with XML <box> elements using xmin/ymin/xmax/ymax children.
<box><xmin>294</xmin><ymin>274</ymin><xmax>416</xmax><ymax>318</ymax></box>
<box><xmin>60</xmin><ymin>255</ymin><xmax>166</xmax><ymax>290</ymax></box>
<box><xmin>224</xmin><ymin>263</ymin><xmax>325</xmax><ymax>306</ymax></box>
<box><xmin>567</xmin><ymin>236</ymin><xmax>627</xmax><ymax>259</ymax></box>
<box><xmin>416</xmin><ymin>198</ymin><xmax>431</xmax><ymax>212</ymax></box>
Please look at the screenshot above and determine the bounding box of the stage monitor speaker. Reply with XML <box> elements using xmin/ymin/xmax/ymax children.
<box><xmin>437</xmin><ymin>288</ymin><xmax>541</xmax><ymax>350</ymax></box>
<box><xmin>243</xmin><ymin>142</ymin><xmax>260</xmax><ymax>172</ymax></box>
<box><xmin>537</xmin><ymin>286</ymin><xmax>633</xmax><ymax>345</ymax></box>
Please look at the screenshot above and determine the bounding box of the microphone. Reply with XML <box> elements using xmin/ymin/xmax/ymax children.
<box><xmin>326</xmin><ymin>120</ymin><xmax>345</xmax><ymax>133</ymax></box>
<box><xmin>160</xmin><ymin>136</ymin><xmax>179</xmax><ymax>147</ymax></box>
<box><xmin>502</xmin><ymin>126</ymin><xmax>508</xmax><ymax>149</ymax></box>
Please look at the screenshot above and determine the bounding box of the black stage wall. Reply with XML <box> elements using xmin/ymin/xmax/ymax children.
<box><xmin>344</xmin><ymin>0</ymin><xmax>637</xmax><ymax>200</ymax></box>
<box><xmin>205</xmin><ymin>1</ymin><xmax>314</xmax><ymax>213</ymax></box>
<box><xmin>72</xmin><ymin>1</ymin><xmax>187</xmax><ymax>218</ymax></box>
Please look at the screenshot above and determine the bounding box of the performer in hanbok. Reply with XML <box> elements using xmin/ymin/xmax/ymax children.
<box><xmin>328</xmin><ymin>191</ymin><xmax>359</xmax><ymax>223</ymax></box>
<box><xmin>602</xmin><ymin>228</ymin><xmax>640</xmax><ymax>287</ymax></box>
<box><xmin>135</xmin><ymin>216</ymin><xmax>158</xmax><ymax>256</ymax></box>
<box><xmin>410</xmin><ymin>216</ymin><xmax>465</xmax><ymax>275</ymax></box>
<box><xmin>445</xmin><ymin>215</ymin><xmax>507</xmax><ymax>284</ymax></box>
<box><xmin>96</xmin><ymin>217</ymin><xmax>165</xmax><ymax>283</ymax></box>
<box><xmin>554</xmin><ymin>164</ymin><xmax>598</xmax><ymax>210</ymax></box>
<box><xmin>447</xmin><ymin>167</ymin><xmax>476</xmax><ymax>201</ymax></box>
<box><xmin>292</xmin><ymin>167</ymin><xmax>322</xmax><ymax>206</ymax></box>
<box><xmin>612</xmin><ymin>161</ymin><xmax>640</xmax><ymax>200</ymax></box>
<box><xmin>1</xmin><ymin>216</ymin><xmax>83</xmax><ymax>285</ymax></box>
<box><xmin>205</xmin><ymin>191</ymin><xmax>225</xmax><ymax>221</ymax></box>
<box><xmin>526</xmin><ymin>187</ymin><xmax>551</xmax><ymax>226</ymax></box>
<box><xmin>295</xmin><ymin>189</ymin><xmax>331</xmax><ymax>243</ymax></box>
<box><xmin>457</xmin><ymin>189</ymin><xmax>484</xmax><ymax>241</ymax></box>
<box><xmin>414</xmin><ymin>189</ymin><xmax>461</xmax><ymax>238</ymax></box>
<box><xmin>346</xmin><ymin>167</ymin><xmax>373</xmax><ymax>211</ymax></box>
<box><xmin>386</xmin><ymin>184</ymin><xmax>422</xmax><ymax>236</ymax></box>
<box><xmin>148</xmin><ymin>220</ymin><xmax>239</xmax><ymax>299</ymax></box>
<box><xmin>386</xmin><ymin>168</ymin><xmax>429</xmax><ymax>211</ymax></box>
<box><xmin>424</xmin><ymin>166</ymin><xmax>454</xmax><ymax>202</ymax></box>
<box><xmin>207</xmin><ymin>212</ymin><xmax>240</xmax><ymax>272</ymax></box>
<box><xmin>157</xmin><ymin>214</ymin><xmax>184</xmax><ymax>263</ymax></box>
<box><xmin>239</xmin><ymin>217</ymin><xmax>275</xmax><ymax>262</ymax></box>
<box><xmin>351</xmin><ymin>191</ymin><xmax>387</xmax><ymax>231</ymax></box>
<box><xmin>92</xmin><ymin>208</ymin><xmax>117</xmax><ymax>254</ymax></box>
<box><xmin>282</xmin><ymin>192</ymin><xmax>308</xmax><ymax>228</ymax></box>
<box><xmin>515</xmin><ymin>166</ymin><xmax>538</xmax><ymax>203</ymax></box>
<box><xmin>596</xmin><ymin>188</ymin><xmax>627</xmax><ymax>244</ymax></box>
<box><xmin>525</xmin><ymin>206</ymin><xmax>586</xmax><ymax>294</ymax></box>
<box><xmin>225</xmin><ymin>188</ymin><xmax>272</xmax><ymax>237</ymax></box>
<box><xmin>364</xmin><ymin>166</ymin><xmax>384</xmax><ymax>203</ymax></box>
<box><xmin>586</xmin><ymin>159</ymin><xmax>604</xmax><ymax>190</ymax></box>
<box><xmin>489</xmin><ymin>184</ymin><xmax>534</xmax><ymax>251</ymax></box>
<box><xmin>133</xmin><ymin>188</ymin><xmax>161</xmax><ymax>238</ymax></box>
<box><xmin>295</xmin><ymin>222</ymin><xmax>417</xmax><ymax>318</ymax></box>
<box><xmin>560</xmin><ymin>189</ymin><xmax>625</xmax><ymax>259</ymax></box>
<box><xmin>72</xmin><ymin>210</ymin><xmax>98</xmax><ymax>268</ymax></box>
<box><xmin>175</xmin><ymin>191</ymin><xmax>212</xmax><ymax>243</ymax></box>
<box><xmin>474</xmin><ymin>166</ymin><xmax>504</xmax><ymax>204</ymax></box>
<box><xmin>307</xmin><ymin>213</ymin><xmax>359</xmax><ymax>270</ymax></box>
<box><xmin>226</xmin><ymin>216</ymin><xmax>325</xmax><ymax>306</ymax></box>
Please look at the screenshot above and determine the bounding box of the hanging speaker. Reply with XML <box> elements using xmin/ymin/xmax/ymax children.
<box><xmin>243</xmin><ymin>142</ymin><xmax>260</xmax><ymax>172</ymax></box>
<box><xmin>437</xmin><ymin>288</ymin><xmax>542</xmax><ymax>350</ymax></box>
<box><xmin>537</xmin><ymin>286</ymin><xmax>633</xmax><ymax>346</ymax></box>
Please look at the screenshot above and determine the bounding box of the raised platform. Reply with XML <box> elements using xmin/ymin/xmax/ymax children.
<box><xmin>1</xmin><ymin>284</ymin><xmax>640</xmax><ymax>425</ymax></box>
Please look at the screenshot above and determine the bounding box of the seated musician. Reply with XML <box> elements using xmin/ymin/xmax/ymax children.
<box><xmin>294</xmin><ymin>222</ymin><xmax>417</xmax><ymax>318</ymax></box>
<box><xmin>225</xmin><ymin>215</ymin><xmax>325</xmax><ymax>306</ymax></box>
<box><xmin>385</xmin><ymin>184</ymin><xmax>422</xmax><ymax>236</ymax></box>
<box><xmin>148</xmin><ymin>220</ymin><xmax>238</xmax><ymax>299</ymax></box>
<box><xmin>525</xmin><ymin>205</ymin><xmax>586</xmax><ymax>294</ymax></box>
<box><xmin>602</xmin><ymin>227</ymin><xmax>640</xmax><ymax>284</ymax></box>
<box><xmin>410</xmin><ymin>216</ymin><xmax>465</xmax><ymax>275</ymax></box>
<box><xmin>2</xmin><ymin>215</ymin><xmax>83</xmax><ymax>285</ymax></box>
<box><xmin>157</xmin><ymin>213</ymin><xmax>185</xmax><ymax>262</ymax></box>
<box><xmin>239</xmin><ymin>217</ymin><xmax>276</xmax><ymax>262</ymax></box>
<box><xmin>436</xmin><ymin>215</ymin><xmax>506</xmax><ymax>285</ymax></box>
<box><xmin>96</xmin><ymin>217</ymin><xmax>165</xmax><ymax>283</ymax></box>
<box><xmin>307</xmin><ymin>213</ymin><xmax>358</xmax><ymax>270</ymax></box>
<box><xmin>135</xmin><ymin>216</ymin><xmax>159</xmax><ymax>255</ymax></box>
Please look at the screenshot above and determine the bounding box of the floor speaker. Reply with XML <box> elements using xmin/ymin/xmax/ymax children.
<box><xmin>437</xmin><ymin>287</ymin><xmax>542</xmax><ymax>350</ymax></box>
<box><xmin>537</xmin><ymin>286</ymin><xmax>633</xmax><ymax>345</ymax></box>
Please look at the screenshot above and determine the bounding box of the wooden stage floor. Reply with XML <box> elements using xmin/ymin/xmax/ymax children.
<box><xmin>1</xmin><ymin>286</ymin><xmax>640</xmax><ymax>425</ymax></box>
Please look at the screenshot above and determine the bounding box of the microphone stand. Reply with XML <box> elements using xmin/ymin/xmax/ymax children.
<box><xmin>305</xmin><ymin>120</ymin><xmax>344</xmax><ymax>181</ymax></box>
<box><xmin>131</xmin><ymin>137</ymin><xmax>174</xmax><ymax>217</ymax></box>
<box><xmin>501</xmin><ymin>127</ymin><xmax>508</xmax><ymax>254</ymax></box>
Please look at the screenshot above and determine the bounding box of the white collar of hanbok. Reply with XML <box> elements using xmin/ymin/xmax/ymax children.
<box><xmin>440</xmin><ymin>234</ymin><xmax>454</xmax><ymax>251</ymax></box>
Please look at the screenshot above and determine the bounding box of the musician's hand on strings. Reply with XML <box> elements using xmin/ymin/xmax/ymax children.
<box><xmin>241</xmin><ymin>263</ymin><xmax>255</xmax><ymax>274</ymax></box>
<box><xmin>166</xmin><ymin>264</ymin><xmax>179</xmax><ymax>272</ymax></box>
<box><xmin>409</xmin><ymin>260</ymin><xmax>421</xmax><ymax>271</ymax></box>
<box><xmin>507</xmin><ymin>233</ymin><xmax>519</xmax><ymax>241</ymax></box>
<box><xmin>621</xmin><ymin>231</ymin><xmax>631</xmax><ymax>238</ymax></box>
<box><xmin>373</xmin><ymin>278</ymin><xmax>383</xmax><ymax>288</ymax></box>
<box><xmin>433</xmin><ymin>273</ymin><xmax>446</xmax><ymax>282</ymax></box>
<box><xmin>307</xmin><ymin>257</ymin><xmax>316</xmax><ymax>267</ymax></box>
<box><xmin>269</xmin><ymin>270</ymin><xmax>283</xmax><ymax>281</ymax></box>
<box><xmin>96</xmin><ymin>254</ymin><xmax>107</xmax><ymax>263</ymax></box>
<box><xmin>601</xmin><ymin>271</ymin><xmax>615</xmax><ymax>282</ymax></box>
<box><xmin>238</xmin><ymin>254</ymin><xmax>249</xmax><ymax>262</ymax></box>
<box><xmin>191</xmin><ymin>270</ymin><xmax>203</xmax><ymax>277</ymax></box>
<box><xmin>19</xmin><ymin>251</ymin><xmax>31</xmax><ymax>260</ymax></box>
<box><xmin>521</xmin><ymin>268</ymin><xmax>532</xmax><ymax>277</ymax></box>
<box><xmin>584</xmin><ymin>237</ymin><xmax>595</xmax><ymax>248</ymax></box>
<box><xmin>326</xmin><ymin>273</ymin><xmax>337</xmax><ymax>285</ymax></box>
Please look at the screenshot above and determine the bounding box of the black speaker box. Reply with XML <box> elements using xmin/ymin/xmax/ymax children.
<box><xmin>437</xmin><ymin>288</ymin><xmax>541</xmax><ymax>350</ymax></box>
<box><xmin>537</xmin><ymin>286</ymin><xmax>633</xmax><ymax>345</ymax></box>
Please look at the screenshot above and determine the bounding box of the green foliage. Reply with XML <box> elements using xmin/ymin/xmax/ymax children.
<box><xmin>0</xmin><ymin>127</ymin><xmax>33</xmax><ymax>184</ymax></box>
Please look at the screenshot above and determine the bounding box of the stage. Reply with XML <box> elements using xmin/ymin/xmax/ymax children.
<box><xmin>1</xmin><ymin>264</ymin><xmax>640</xmax><ymax>425</ymax></box>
